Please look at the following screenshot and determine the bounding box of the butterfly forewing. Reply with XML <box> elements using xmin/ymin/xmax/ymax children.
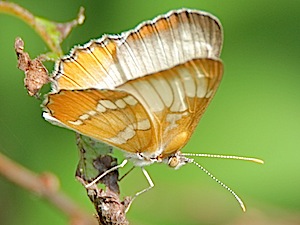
<box><xmin>54</xmin><ymin>41</ymin><xmax>119</xmax><ymax>91</ymax></box>
<box><xmin>52</xmin><ymin>9</ymin><xmax>222</xmax><ymax>92</ymax></box>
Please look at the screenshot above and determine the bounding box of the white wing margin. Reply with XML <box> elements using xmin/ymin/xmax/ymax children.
<box><xmin>52</xmin><ymin>9</ymin><xmax>223</xmax><ymax>91</ymax></box>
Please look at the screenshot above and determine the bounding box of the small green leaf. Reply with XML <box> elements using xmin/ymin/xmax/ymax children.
<box><xmin>75</xmin><ymin>134</ymin><xmax>120</xmax><ymax>194</ymax></box>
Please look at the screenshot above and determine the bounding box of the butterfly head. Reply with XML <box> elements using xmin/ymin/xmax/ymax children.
<box><xmin>166</xmin><ymin>151</ymin><xmax>194</xmax><ymax>170</ymax></box>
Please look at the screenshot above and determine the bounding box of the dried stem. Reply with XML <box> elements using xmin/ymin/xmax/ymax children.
<box><xmin>76</xmin><ymin>134</ymin><xmax>129</xmax><ymax>225</ymax></box>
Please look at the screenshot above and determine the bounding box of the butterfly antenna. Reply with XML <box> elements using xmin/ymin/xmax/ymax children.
<box><xmin>191</xmin><ymin>160</ymin><xmax>247</xmax><ymax>212</ymax></box>
<box><xmin>182</xmin><ymin>153</ymin><xmax>264</xmax><ymax>164</ymax></box>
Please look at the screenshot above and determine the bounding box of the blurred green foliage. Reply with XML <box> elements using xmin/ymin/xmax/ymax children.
<box><xmin>0</xmin><ymin>0</ymin><xmax>300</xmax><ymax>225</ymax></box>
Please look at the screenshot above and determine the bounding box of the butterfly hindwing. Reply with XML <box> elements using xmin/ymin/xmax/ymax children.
<box><xmin>118</xmin><ymin>58</ymin><xmax>223</xmax><ymax>156</ymax></box>
<box><xmin>44</xmin><ymin>89</ymin><xmax>157</xmax><ymax>153</ymax></box>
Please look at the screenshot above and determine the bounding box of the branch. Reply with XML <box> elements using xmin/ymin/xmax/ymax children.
<box><xmin>0</xmin><ymin>152</ymin><xmax>98</xmax><ymax>225</ymax></box>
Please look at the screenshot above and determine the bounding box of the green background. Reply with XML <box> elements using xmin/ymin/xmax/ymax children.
<box><xmin>1</xmin><ymin>0</ymin><xmax>300</xmax><ymax>224</ymax></box>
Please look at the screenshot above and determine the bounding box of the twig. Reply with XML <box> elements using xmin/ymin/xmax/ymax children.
<box><xmin>0</xmin><ymin>1</ymin><xmax>84</xmax><ymax>56</ymax></box>
<box><xmin>0</xmin><ymin>152</ymin><xmax>98</xmax><ymax>225</ymax></box>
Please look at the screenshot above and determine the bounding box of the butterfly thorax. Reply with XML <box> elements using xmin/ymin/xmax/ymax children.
<box><xmin>123</xmin><ymin>129</ymin><xmax>191</xmax><ymax>168</ymax></box>
<box><xmin>124</xmin><ymin>149</ymin><xmax>193</xmax><ymax>170</ymax></box>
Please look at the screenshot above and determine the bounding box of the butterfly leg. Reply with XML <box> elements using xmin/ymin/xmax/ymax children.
<box><xmin>125</xmin><ymin>167</ymin><xmax>154</xmax><ymax>213</ymax></box>
<box><xmin>118</xmin><ymin>166</ymin><xmax>135</xmax><ymax>181</ymax></box>
<box><xmin>85</xmin><ymin>159</ymin><xmax>128</xmax><ymax>188</ymax></box>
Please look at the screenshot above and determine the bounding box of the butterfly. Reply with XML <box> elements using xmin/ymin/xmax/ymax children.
<box><xmin>43</xmin><ymin>8</ymin><xmax>263</xmax><ymax>211</ymax></box>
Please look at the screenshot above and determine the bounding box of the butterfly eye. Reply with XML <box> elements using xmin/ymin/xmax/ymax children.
<box><xmin>168</xmin><ymin>156</ymin><xmax>180</xmax><ymax>168</ymax></box>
